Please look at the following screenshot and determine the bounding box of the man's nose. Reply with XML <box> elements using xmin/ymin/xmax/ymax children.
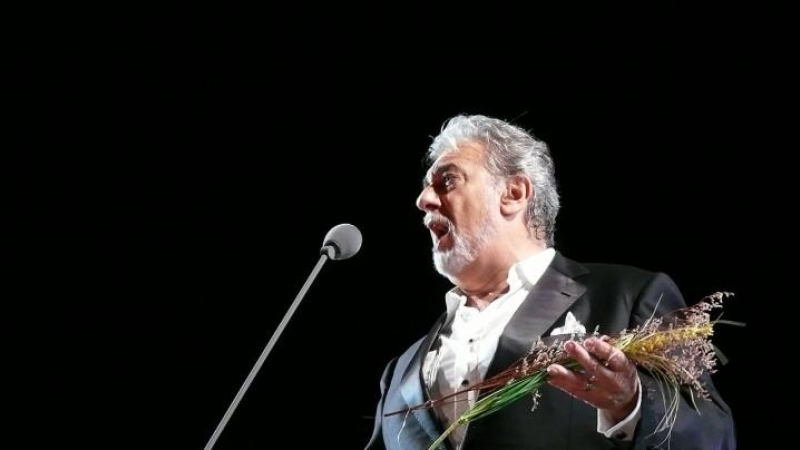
<box><xmin>416</xmin><ymin>185</ymin><xmax>440</xmax><ymax>212</ymax></box>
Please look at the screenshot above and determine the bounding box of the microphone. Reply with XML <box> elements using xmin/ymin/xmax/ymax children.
<box><xmin>204</xmin><ymin>223</ymin><xmax>362</xmax><ymax>450</ymax></box>
<box><xmin>320</xmin><ymin>223</ymin><xmax>362</xmax><ymax>260</ymax></box>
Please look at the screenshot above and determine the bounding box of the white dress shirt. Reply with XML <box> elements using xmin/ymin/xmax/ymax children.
<box><xmin>421</xmin><ymin>248</ymin><xmax>640</xmax><ymax>448</ymax></box>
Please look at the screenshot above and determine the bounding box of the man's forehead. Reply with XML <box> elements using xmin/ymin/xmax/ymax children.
<box><xmin>423</xmin><ymin>143</ymin><xmax>484</xmax><ymax>182</ymax></box>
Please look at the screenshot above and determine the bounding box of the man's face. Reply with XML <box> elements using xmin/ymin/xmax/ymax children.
<box><xmin>416</xmin><ymin>142</ymin><xmax>500</xmax><ymax>278</ymax></box>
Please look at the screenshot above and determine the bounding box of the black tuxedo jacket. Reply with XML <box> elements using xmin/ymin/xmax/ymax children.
<box><xmin>365</xmin><ymin>252</ymin><xmax>736</xmax><ymax>450</ymax></box>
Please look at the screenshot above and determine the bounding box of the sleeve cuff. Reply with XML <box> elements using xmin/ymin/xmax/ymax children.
<box><xmin>597</xmin><ymin>374</ymin><xmax>641</xmax><ymax>441</ymax></box>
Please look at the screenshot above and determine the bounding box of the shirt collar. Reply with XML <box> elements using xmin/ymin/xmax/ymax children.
<box><xmin>444</xmin><ymin>247</ymin><xmax>557</xmax><ymax>313</ymax></box>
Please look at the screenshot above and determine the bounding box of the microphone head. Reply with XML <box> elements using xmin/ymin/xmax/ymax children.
<box><xmin>320</xmin><ymin>223</ymin><xmax>362</xmax><ymax>260</ymax></box>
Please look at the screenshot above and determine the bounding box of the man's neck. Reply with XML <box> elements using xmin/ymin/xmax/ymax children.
<box><xmin>463</xmin><ymin>286</ymin><xmax>510</xmax><ymax>310</ymax></box>
<box><xmin>456</xmin><ymin>243</ymin><xmax>548</xmax><ymax>310</ymax></box>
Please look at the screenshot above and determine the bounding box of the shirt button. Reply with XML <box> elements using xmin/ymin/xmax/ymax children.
<box><xmin>468</xmin><ymin>338</ymin><xmax>474</xmax><ymax>343</ymax></box>
<box><xmin>461</xmin><ymin>379</ymin><xmax>469</xmax><ymax>386</ymax></box>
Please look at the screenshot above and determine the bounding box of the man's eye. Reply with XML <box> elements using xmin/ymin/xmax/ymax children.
<box><xmin>428</xmin><ymin>172</ymin><xmax>459</xmax><ymax>192</ymax></box>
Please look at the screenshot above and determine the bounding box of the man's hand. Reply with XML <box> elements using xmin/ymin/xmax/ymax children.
<box><xmin>546</xmin><ymin>337</ymin><xmax>639</xmax><ymax>423</ymax></box>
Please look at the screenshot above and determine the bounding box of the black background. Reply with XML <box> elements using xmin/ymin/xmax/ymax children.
<box><xmin>22</xmin><ymin>6</ymin><xmax>779</xmax><ymax>449</ymax></box>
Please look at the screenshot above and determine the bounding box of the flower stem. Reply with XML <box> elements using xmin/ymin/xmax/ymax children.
<box><xmin>426</xmin><ymin>361</ymin><xmax>584</xmax><ymax>450</ymax></box>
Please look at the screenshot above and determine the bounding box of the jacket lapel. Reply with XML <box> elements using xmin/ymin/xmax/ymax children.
<box><xmin>484</xmin><ymin>252</ymin><xmax>588</xmax><ymax>379</ymax></box>
<box><xmin>397</xmin><ymin>311</ymin><xmax>451</xmax><ymax>446</ymax></box>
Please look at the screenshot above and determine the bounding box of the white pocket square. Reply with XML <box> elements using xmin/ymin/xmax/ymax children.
<box><xmin>550</xmin><ymin>311</ymin><xmax>586</xmax><ymax>336</ymax></box>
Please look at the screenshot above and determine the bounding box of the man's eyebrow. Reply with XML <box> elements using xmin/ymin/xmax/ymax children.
<box><xmin>422</xmin><ymin>163</ymin><xmax>458</xmax><ymax>187</ymax></box>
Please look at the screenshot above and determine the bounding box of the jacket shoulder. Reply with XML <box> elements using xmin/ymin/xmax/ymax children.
<box><xmin>555</xmin><ymin>251</ymin><xmax>662</xmax><ymax>282</ymax></box>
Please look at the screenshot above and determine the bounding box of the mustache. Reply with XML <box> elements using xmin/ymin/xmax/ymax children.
<box><xmin>424</xmin><ymin>214</ymin><xmax>453</xmax><ymax>229</ymax></box>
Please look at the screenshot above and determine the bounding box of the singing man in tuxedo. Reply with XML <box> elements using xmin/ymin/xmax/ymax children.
<box><xmin>365</xmin><ymin>114</ymin><xmax>735</xmax><ymax>449</ymax></box>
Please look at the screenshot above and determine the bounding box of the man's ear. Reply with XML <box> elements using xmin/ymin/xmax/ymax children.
<box><xmin>499</xmin><ymin>175</ymin><xmax>532</xmax><ymax>216</ymax></box>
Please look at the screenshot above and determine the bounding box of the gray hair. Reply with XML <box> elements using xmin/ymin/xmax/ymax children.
<box><xmin>426</xmin><ymin>114</ymin><xmax>560</xmax><ymax>246</ymax></box>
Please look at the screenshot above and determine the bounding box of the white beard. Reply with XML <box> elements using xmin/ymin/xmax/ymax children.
<box><xmin>433</xmin><ymin>209</ymin><xmax>497</xmax><ymax>280</ymax></box>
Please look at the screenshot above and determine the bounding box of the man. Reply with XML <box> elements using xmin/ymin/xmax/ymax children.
<box><xmin>365</xmin><ymin>114</ymin><xmax>735</xmax><ymax>449</ymax></box>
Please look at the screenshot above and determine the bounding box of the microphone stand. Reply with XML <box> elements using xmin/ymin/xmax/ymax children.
<box><xmin>203</xmin><ymin>252</ymin><xmax>332</xmax><ymax>450</ymax></box>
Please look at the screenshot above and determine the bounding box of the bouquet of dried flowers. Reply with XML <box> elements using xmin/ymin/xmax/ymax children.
<box><xmin>387</xmin><ymin>292</ymin><xmax>742</xmax><ymax>450</ymax></box>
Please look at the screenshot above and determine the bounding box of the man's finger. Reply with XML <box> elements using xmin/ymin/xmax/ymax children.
<box><xmin>547</xmin><ymin>364</ymin><xmax>592</xmax><ymax>395</ymax></box>
<box><xmin>584</xmin><ymin>337</ymin><xmax>625</xmax><ymax>371</ymax></box>
<box><xmin>563</xmin><ymin>340</ymin><xmax>601</xmax><ymax>374</ymax></box>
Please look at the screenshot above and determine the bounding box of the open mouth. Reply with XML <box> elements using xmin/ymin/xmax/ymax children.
<box><xmin>425</xmin><ymin>216</ymin><xmax>452</xmax><ymax>241</ymax></box>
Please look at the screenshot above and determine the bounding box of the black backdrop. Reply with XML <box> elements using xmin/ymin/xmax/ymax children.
<box><xmin>25</xmin><ymin>7</ymin><xmax>776</xmax><ymax>450</ymax></box>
